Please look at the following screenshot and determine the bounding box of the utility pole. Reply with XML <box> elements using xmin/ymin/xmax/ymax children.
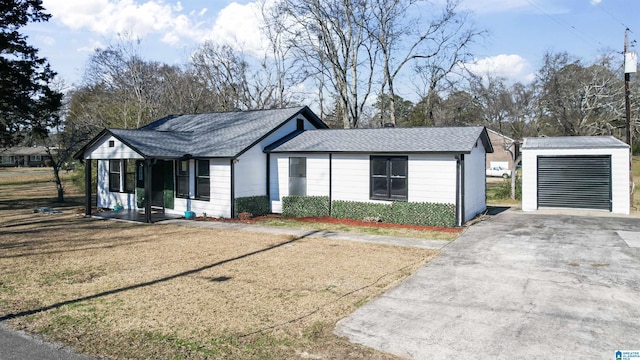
<box><xmin>624</xmin><ymin>28</ymin><xmax>637</xmax><ymax>210</ymax></box>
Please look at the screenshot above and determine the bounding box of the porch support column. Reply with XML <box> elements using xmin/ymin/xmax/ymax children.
<box><xmin>84</xmin><ymin>159</ymin><xmax>92</xmax><ymax>216</ymax></box>
<box><xmin>144</xmin><ymin>158</ymin><xmax>152</xmax><ymax>223</ymax></box>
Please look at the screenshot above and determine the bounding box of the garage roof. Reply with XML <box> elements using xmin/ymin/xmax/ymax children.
<box><xmin>523</xmin><ymin>136</ymin><xmax>629</xmax><ymax>150</ymax></box>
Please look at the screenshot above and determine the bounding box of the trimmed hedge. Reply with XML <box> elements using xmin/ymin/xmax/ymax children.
<box><xmin>235</xmin><ymin>195</ymin><xmax>270</xmax><ymax>217</ymax></box>
<box><xmin>282</xmin><ymin>196</ymin><xmax>330</xmax><ymax>217</ymax></box>
<box><xmin>331</xmin><ymin>200</ymin><xmax>455</xmax><ymax>227</ymax></box>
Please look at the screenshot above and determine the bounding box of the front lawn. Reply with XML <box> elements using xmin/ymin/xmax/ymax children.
<box><xmin>0</xmin><ymin>170</ymin><xmax>436</xmax><ymax>359</ymax></box>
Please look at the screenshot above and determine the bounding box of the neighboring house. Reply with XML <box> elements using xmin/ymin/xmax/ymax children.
<box><xmin>75</xmin><ymin>106</ymin><xmax>493</xmax><ymax>226</ymax></box>
<box><xmin>0</xmin><ymin>146</ymin><xmax>51</xmax><ymax>167</ymax></box>
<box><xmin>486</xmin><ymin>129</ymin><xmax>516</xmax><ymax>170</ymax></box>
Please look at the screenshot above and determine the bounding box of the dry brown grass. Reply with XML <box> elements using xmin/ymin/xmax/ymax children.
<box><xmin>0</xmin><ymin>169</ymin><xmax>437</xmax><ymax>359</ymax></box>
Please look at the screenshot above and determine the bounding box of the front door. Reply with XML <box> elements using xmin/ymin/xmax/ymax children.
<box><xmin>151</xmin><ymin>160</ymin><xmax>175</xmax><ymax>210</ymax></box>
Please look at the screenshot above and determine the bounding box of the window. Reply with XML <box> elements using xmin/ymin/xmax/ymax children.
<box><xmin>195</xmin><ymin>160</ymin><xmax>210</xmax><ymax>200</ymax></box>
<box><xmin>108</xmin><ymin>140</ymin><xmax>115</xmax><ymax>147</ymax></box>
<box><xmin>297</xmin><ymin>118</ymin><xmax>304</xmax><ymax>131</ymax></box>
<box><xmin>31</xmin><ymin>155</ymin><xmax>42</xmax><ymax>162</ymax></box>
<box><xmin>370</xmin><ymin>156</ymin><xmax>407</xmax><ymax>201</ymax></box>
<box><xmin>109</xmin><ymin>160</ymin><xmax>121</xmax><ymax>192</ymax></box>
<box><xmin>1</xmin><ymin>156</ymin><xmax>14</xmax><ymax>165</ymax></box>
<box><xmin>124</xmin><ymin>159</ymin><xmax>136</xmax><ymax>193</ymax></box>
<box><xmin>176</xmin><ymin>160</ymin><xmax>190</xmax><ymax>198</ymax></box>
<box><xmin>289</xmin><ymin>157</ymin><xmax>307</xmax><ymax>196</ymax></box>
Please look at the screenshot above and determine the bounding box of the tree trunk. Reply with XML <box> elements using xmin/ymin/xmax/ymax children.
<box><xmin>53</xmin><ymin>166</ymin><xmax>65</xmax><ymax>202</ymax></box>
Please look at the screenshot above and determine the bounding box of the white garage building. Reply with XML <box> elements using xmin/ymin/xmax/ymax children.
<box><xmin>522</xmin><ymin>136</ymin><xmax>630</xmax><ymax>215</ymax></box>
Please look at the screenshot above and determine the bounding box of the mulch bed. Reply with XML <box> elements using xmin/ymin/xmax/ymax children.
<box><xmin>195</xmin><ymin>214</ymin><xmax>462</xmax><ymax>233</ymax></box>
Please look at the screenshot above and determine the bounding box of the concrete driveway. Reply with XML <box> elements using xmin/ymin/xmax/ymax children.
<box><xmin>335</xmin><ymin>210</ymin><xmax>640</xmax><ymax>359</ymax></box>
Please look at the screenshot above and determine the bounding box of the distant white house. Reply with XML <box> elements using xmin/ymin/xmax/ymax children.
<box><xmin>75</xmin><ymin>107</ymin><xmax>493</xmax><ymax>226</ymax></box>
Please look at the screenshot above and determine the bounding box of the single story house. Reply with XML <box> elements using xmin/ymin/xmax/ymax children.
<box><xmin>486</xmin><ymin>129</ymin><xmax>516</xmax><ymax>170</ymax></box>
<box><xmin>75</xmin><ymin>106</ymin><xmax>493</xmax><ymax>226</ymax></box>
<box><xmin>0</xmin><ymin>146</ymin><xmax>51</xmax><ymax>167</ymax></box>
<box><xmin>521</xmin><ymin>136</ymin><xmax>630</xmax><ymax>214</ymax></box>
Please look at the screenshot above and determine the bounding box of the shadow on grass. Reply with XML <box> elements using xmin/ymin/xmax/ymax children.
<box><xmin>0</xmin><ymin>230</ymin><xmax>320</xmax><ymax>322</ymax></box>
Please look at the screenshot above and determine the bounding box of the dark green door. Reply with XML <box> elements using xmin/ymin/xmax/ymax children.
<box><xmin>136</xmin><ymin>160</ymin><xmax>174</xmax><ymax>210</ymax></box>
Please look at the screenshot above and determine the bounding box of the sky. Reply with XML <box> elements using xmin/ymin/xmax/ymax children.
<box><xmin>22</xmin><ymin>0</ymin><xmax>640</xmax><ymax>92</ymax></box>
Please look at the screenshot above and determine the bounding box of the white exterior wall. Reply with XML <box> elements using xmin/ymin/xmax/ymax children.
<box><xmin>170</xmin><ymin>159</ymin><xmax>232</xmax><ymax>218</ymax></box>
<box><xmin>85</xmin><ymin>135</ymin><xmax>143</xmax><ymax>160</ymax></box>
<box><xmin>407</xmin><ymin>154</ymin><xmax>457</xmax><ymax>204</ymax></box>
<box><xmin>235</xmin><ymin>115</ymin><xmax>321</xmax><ymax>199</ymax></box>
<box><xmin>522</xmin><ymin>147</ymin><xmax>630</xmax><ymax>214</ymax></box>
<box><xmin>463</xmin><ymin>139</ymin><xmax>487</xmax><ymax>221</ymax></box>
<box><xmin>96</xmin><ymin>159</ymin><xmax>137</xmax><ymax>209</ymax></box>
<box><xmin>269</xmin><ymin>153</ymin><xmax>330</xmax><ymax>213</ymax></box>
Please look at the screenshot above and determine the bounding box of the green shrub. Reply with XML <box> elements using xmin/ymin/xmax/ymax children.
<box><xmin>490</xmin><ymin>178</ymin><xmax>522</xmax><ymax>200</ymax></box>
<box><xmin>282</xmin><ymin>196</ymin><xmax>330</xmax><ymax>217</ymax></box>
<box><xmin>331</xmin><ymin>200</ymin><xmax>455</xmax><ymax>227</ymax></box>
<box><xmin>234</xmin><ymin>195</ymin><xmax>270</xmax><ymax>217</ymax></box>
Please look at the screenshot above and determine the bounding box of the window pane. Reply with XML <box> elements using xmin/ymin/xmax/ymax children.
<box><xmin>110</xmin><ymin>160</ymin><xmax>120</xmax><ymax>172</ymax></box>
<box><xmin>372</xmin><ymin>177</ymin><xmax>388</xmax><ymax>197</ymax></box>
<box><xmin>197</xmin><ymin>160</ymin><xmax>209</xmax><ymax>177</ymax></box>
<box><xmin>178</xmin><ymin>160</ymin><xmax>188</xmax><ymax>175</ymax></box>
<box><xmin>197</xmin><ymin>178</ymin><xmax>210</xmax><ymax>199</ymax></box>
<box><xmin>289</xmin><ymin>157</ymin><xmax>306</xmax><ymax>177</ymax></box>
<box><xmin>371</xmin><ymin>158</ymin><xmax>387</xmax><ymax>176</ymax></box>
<box><xmin>109</xmin><ymin>173</ymin><xmax>120</xmax><ymax>192</ymax></box>
<box><xmin>390</xmin><ymin>178</ymin><xmax>407</xmax><ymax>198</ymax></box>
<box><xmin>391</xmin><ymin>158</ymin><xmax>407</xmax><ymax>177</ymax></box>
<box><xmin>177</xmin><ymin>177</ymin><xmax>189</xmax><ymax>197</ymax></box>
<box><xmin>126</xmin><ymin>159</ymin><xmax>136</xmax><ymax>173</ymax></box>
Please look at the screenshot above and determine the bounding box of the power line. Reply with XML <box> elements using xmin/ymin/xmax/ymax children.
<box><xmin>594</xmin><ymin>1</ymin><xmax>633</xmax><ymax>33</ymax></box>
<box><xmin>523</xmin><ymin>0</ymin><xmax>605</xmax><ymax>49</ymax></box>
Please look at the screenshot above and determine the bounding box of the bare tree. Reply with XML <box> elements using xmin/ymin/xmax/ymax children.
<box><xmin>371</xmin><ymin>0</ymin><xmax>481</xmax><ymax>125</ymax></box>
<box><xmin>277</xmin><ymin>0</ymin><xmax>377</xmax><ymax>128</ymax></box>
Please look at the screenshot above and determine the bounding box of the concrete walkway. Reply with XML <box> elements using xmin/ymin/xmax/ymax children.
<box><xmin>0</xmin><ymin>324</ymin><xmax>95</xmax><ymax>360</ymax></box>
<box><xmin>334</xmin><ymin>210</ymin><xmax>640</xmax><ymax>359</ymax></box>
<box><xmin>159</xmin><ymin>218</ymin><xmax>451</xmax><ymax>250</ymax></box>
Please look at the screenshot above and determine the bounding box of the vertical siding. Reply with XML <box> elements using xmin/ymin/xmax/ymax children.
<box><xmin>521</xmin><ymin>147</ymin><xmax>630</xmax><ymax>214</ymax></box>
<box><xmin>269</xmin><ymin>153</ymin><xmax>330</xmax><ymax>213</ymax></box>
<box><xmin>463</xmin><ymin>140</ymin><xmax>487</xmax><ymax>221</ymax></box>
<box><xmin>86</xmin><ymin>135</ymin><xmax>143</xmax><ymax>160</ymax></box>
<box><xmin>407</xmin><ymin>154</ymin><xmax>457</xmax><ymax>204</ymax></box>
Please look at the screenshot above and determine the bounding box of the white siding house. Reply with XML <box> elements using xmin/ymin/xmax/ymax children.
<box><xmin>75</xmin><ymin>107</ymin><xmax>327</xmax><ymax>222</ymax></box>
<box><xmin>266</xmin><ymin>126</ymin><xmax>492</xmax><ymax>226</ymax></box>
<box><xmin>521</xmin><ymin>136</ymin><xmax>630</xmax><ymax>214</ymax></box>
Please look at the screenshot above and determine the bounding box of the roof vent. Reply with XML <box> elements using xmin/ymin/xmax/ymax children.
<box><xmin>383</xmin><ymin>123</ymin><xmax>395</xmax><ymax>128</ymax></box>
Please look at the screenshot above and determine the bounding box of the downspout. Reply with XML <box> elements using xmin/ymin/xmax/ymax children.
<box><xmin>328</xmin><ymin>153</ymin><xmax>333</xmax><ymax>216</ymax></box>
<box><xmin>230</xmin><ymin>159</ymin><xmax>235</xmax><ymax>218</ymax></box>
<box><xmin>84</xmin><ymin>159</ymin><xmax>92</xmax><ymax>216</ymax></box>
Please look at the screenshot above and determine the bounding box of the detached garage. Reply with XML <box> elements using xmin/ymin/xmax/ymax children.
<box><xmin>522</xmin><ymin>136</ymin><xmax>630</xmax><ymax>215</ymax></box>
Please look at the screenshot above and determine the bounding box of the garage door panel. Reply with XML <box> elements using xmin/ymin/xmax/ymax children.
<box><xmin>537</xmin><ymin>155</ymin><xmax>611</xmax><ymax>211</ymax></box>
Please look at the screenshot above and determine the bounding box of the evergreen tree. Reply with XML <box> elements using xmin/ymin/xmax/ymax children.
<box><xmin>0</xmin><ymin>0</ymin><xmax>61</xmax><ymax>147</ymax></box>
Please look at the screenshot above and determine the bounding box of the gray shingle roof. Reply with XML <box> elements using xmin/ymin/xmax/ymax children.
<box><xmin>101</xmin><ymin>106</ymin><xmax>323</xmax><ymax>158</ymax></box>
<box><xmin>523</xmin><ymin>136</ymin><xmax>629</xmax><ymax>150</ymax></box>
<box><xmin>265</xmin><ymin>126</ymin><xmax>492</xmax><ymax>154</ymax></box>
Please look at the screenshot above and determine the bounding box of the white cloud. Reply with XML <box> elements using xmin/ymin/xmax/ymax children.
<box><xmin>591</xmin><ymin>0</ymin><xmax>602</xmax><ymax>4</ymax></box>
<box><xmin>42</xmin><ymin>0</ymin><xmax>210</xmax><ymax>45</ymax></box>
<box><xmin>39</xmin><ymin>35</ymin><xmax>56</xmax><ymax>46</ymax></box>
<box><xmin>463</xmin><ymin>54</ymin><xmax>535</xmax><ymax>83</ymax></box>
<box><xmin>76</xmin><ymin>39</ymin><xmax>106</xmax><ymax>53</ymax></box>
<box><xmin>208</xmin><ymin>1</ymin><xmax>270</xmax><ymax>57</ymax></box>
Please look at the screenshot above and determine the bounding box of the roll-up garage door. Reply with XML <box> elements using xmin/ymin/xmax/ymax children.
<box><xmin>537</xmin><ymin>155</ymin><xmax>611</xmax><ymax>211</ymax></box>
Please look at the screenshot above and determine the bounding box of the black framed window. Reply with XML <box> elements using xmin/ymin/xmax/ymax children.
<box><xmin>109</xmin><ymin>159</ymin><xmax>121</xmax><ymax>192</ymax></box>
<box><xmin>195</xmin><ymin>160</ymin><xmax>210</xmax><ymax>200</ymax></box>
<box><xmin>370</xmin><ymin>156</ymin><xmax>408</xmax><ymax>201</ymax></box>
<box><xmin>124</xmin><ymin>159</ymin><xmax>136</xmax><ymax>193</ymax></box>
<box><xmin>176</xmin><ymin>160</ymin><xmax>190</xmax><ymax>198</ymax></box>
